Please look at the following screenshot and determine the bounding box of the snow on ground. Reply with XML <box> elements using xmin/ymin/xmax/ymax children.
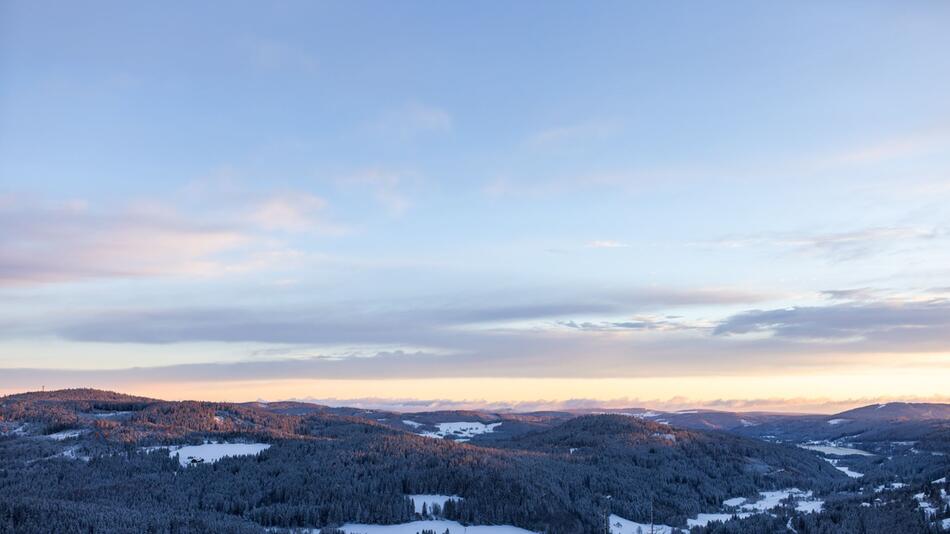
<box><xmin>722</xmin><ymin>497</ymin><xmax>746</xmax><ymax>507</ymax></box>
<box><xmin>933</xmin><ymin>477</ymin><xmax>947</xmax><ymax>484</ymax></box>
<box><xmin>45</xmin><ymin>429</ymin><xmax>84</xmax><ymax>440</ymax></box>
<box><xmin>146</xmin><ymin>442</ymin><xmax>271</xmax><ymax>466</ymax></box>
<box><xmin>687</xmin><ymin>513</ymin><xmax>752</xmax><ymax>527</ymax></box>
<box><xmin>799</xmin><ymin>443</ymin><xmax>873</xmax><ymax>456</ymax></box>
<box><xmin>874</xmin><ymin>482</ymin><xmax>907</xmax><ymax>492</ymax></box>
<box><xmin>795</xmin><ymin>499</ymin><xmax>824</xmax><ymax>513</ymax></box>
<box><xmin>409</xmin><ymin>495</ymin><xmax>461</xmax><ymax>515</ymax></box>
<box><xmin>914</xmin><ymin>492</ymin><xmax>937</xmax><ymax>518</ymax></box>
<box><xmin>739</xmin><ymin>489</ymin><xmax>812</xmax><ymax>511</ymax></box>
<box><xmin>311</xmin><ymin>520</ymin><xmax>537</xmax><ymax>533</ymax></box>
<box><xmin>826</xmin><ymin>418</ymin><xmax>850</xmax><ymax>425</ymax></box>
<box><xmin>823</xmin><ymin>458</ymin><xmax>863</xmax><ymax>478</ymax></box>
<box><xmin>609</xmin><ymin>514</ymin><xmax>675</xmax><ymax>534</ymax></box>
<box><xmin>401</xmin><ymin>420</ymin><xmax>422</xmax><ymax>428</ymax></box>
<box><xmin>420</xmin><ymin>422</ymin><xmax>502</xmax><ymax>442</ymax></box>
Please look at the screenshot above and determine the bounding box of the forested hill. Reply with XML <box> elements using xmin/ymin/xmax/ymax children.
<box><xmin>0</xmin><ymin>388</ymin><xmax>863</xmax><ymax>533</ymax></box>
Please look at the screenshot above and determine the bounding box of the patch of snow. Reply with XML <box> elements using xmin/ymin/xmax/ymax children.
<box><xmin>874</xmin><ymin>482</ymin><xmax>907</xmax><ymax>492</ymax></box>
<box><xmin>652</xmin><ymin>433</ymin><xmax>676</xmax><ymax>442</ymax></box>
<box><xmin>740</xmin><ymin>489</ymin><xmax>811</xmax><ymax>511</ymax></box>
<box><xmin>722</xmin><ymin>497</ymin><xmax>746</xmax><ymax>507</ymax></box>
<box><xmin>419</xmin><ymin>422</ymin><xmax>502</xmax><ymax>440</ymax></box>
<box><xmin>311</xmin><ymin>520</ymin><xmax>537</xmax><ymax>533</ymax></box>
<box><xmin>826</xmin><ymin>418</ymin><xmax>849</xmax><ymax>425</ymax></box>
<box><xmin>402</xmin><ymin>420</ymin><xmax>422</xmax><ymax>428</ymax></box>
<box><xmin>914</xmin><ymin>492</ymin><xmax>937</xmax><ymax>518</ymax></box>
<box><xmin>823</xmin><ymin>458</ymin><xmax>863</xmax><ymax>478</ymax></box>
<box><xmin>933</xmin><ymin>477</ymin><xmax>947</xmax><ymax>484</ymax></box>
<box><xmin>795</xmin><ymin>499</ymin><xmax>824</xmax><ymax>513</ymax></box>
<box><xmin>609</xmin><ymin>514</ymin><xmax>675</xmax><ymax>534</ymax></box>
<box><xmin>799</xmin><ymin>443</ymin><xmax>873</xmax><ymax>457</ymax></box>
<box><xmin>88</xmin><ymin>411</ymin><xmax>132</xmax><ymax>419</ymax></box>
<box><xmin>148</xmin><ymin>442</ymin><xmax>271</xmax><ymax>466</ymax></box>
<box><xmin>409</xmin><ymin>495</ymin><xmax>461</xmax><ymax>515</ymax></box>
<box><xmin>687</xmin><ymin>513</ymin><xmax>752</xmax><ymax>527</ymax></box>
<box><xmin>739</xmin><ymin>419</ymin><xmax>756</xmax><ymax>427</ymax></box>
<box><xmin>569</xmin><ymin>448</ymin><xmax>578</xmax><ymax>454</ymax></box>
<box><xmin>45</xmin><ymin>429</ymin><xmax>84</xmax><ymax>441</ymax></box>
<box><xmin>676</xmin><ymin>410</ymin><xmax>698</xmax><ymax>414</ymax></box>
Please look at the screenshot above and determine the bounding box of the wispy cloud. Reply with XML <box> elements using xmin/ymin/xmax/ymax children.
<box><xmin>250</xmin><ymin>193</ymin><xmax>348</xmax><ymax>234</ymax></box>
<box><xmin>249</xmin><ymin>40</ymin><xmax>318</xmax><ymax>73</ymax></box>
<box><xmin>340</xmin><ymin>169</ymin><xmax>412</xmax><ymax>216</ymax></box>
<box><xmin>710</xmin><ymin>226</ymin><xmax>942</xmax><ymax>261</ymax></box>
<box><xmin>0</xmin><ymin>197</ymin><xmax>249</xmax><ymax>286</ymax></box>
<box><xmin>527</xmin><ymin>119</ymin><xmax>620</xmax><ymax>147</ymax></box>
<box><xmin>586</xmin><ymin>240</ymin><xmax>629</xmax><ymax>249</ymax></box>
<box><xmin>714</xmin><ymin>298</ymin><xmax>950</xmax><ymax>345</ymax></box>
<box><xmin>372</xmin><ymin>103</ymin><xmax>452</xmax><ymax>139</ymax></box>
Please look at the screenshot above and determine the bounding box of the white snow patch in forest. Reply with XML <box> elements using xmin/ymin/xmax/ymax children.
<box><xmin>739</xmin><ymin>419</ymin><xmax>756</xmax><ymax>427</ymax></box>
<box><xmin>419</xmin><ymin>422</ymin><xmax>502</xmax><ymax>441</ymax></box>
<box><xmin>799</xmin><ymin>443</ymin><xmax>873</xmax><ymax>456</ymax></box>
<box><xmin>609</xmin><ymin>514</ymin><xmax>675</xmax><ymax>534</ymax></box>
<box><xmin>722</xmin><ymin>497</ymin><xmax>746</xmax><ymax>507</ymax></box>
<box><xmin>823</xmin><ymin>458</ymin><xmax>863</xmax><ymax>478</ymax></box>
<box><xmin>311</xmin><ymin>520</ymin><xmax>537</xmax><ymax>533</ymax></box>
<box><xmin>409</xmin><ymin>495</ymin><xmax>461</xmax><ymax>515</ymax></box>
<box><xmin>676</xmin><ymin>410</ymin><xmax>698</xmax><ymax>414</ymax></box>
<box><xmin>402</xmin><ymin>420</ymin><xmax>422</xmax><ymax>428</ymax></box>
<box><xmin>740</xmin><ymin>489</ymin><xmax>812</xmax><ymax>511</ymax></box>
<box><xmin>687</xmin><ymin>513</ymin><xmax>752</xmax><ymax>527</ymax></box>
<box><xmin>826</xmin><ymin>418</ymin><xmax>849</xmax><ymax>425</ymax></box>
<box><xmin>146</xmin><ymin>442</ymin><xmax>271</xmax><ymax>466</ymax></box>
<box><xmin>794</xmin><ymin>499</ymin><xmax>824</xmax><ymax>513</ymax></box>
<box><xmin>45</xmin><ymin>429</ymin><xmax>84</xmax><ymax>440</ymax></box>
<box><xmin>874</xmin><ymin>482</ymin><xmax>907</xmax><ymax>492</ymax></box>
<box><xmin>914</xmin><ymin>492</ymin><xmax>937</xmax><ymax>518</ymax></box>
<box><xmin>933</xmin><ymin>477</ymin><xmax>947</xmax><ymax>484</ymax></box>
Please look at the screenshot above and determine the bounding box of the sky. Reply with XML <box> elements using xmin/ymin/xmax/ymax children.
<box><xmin>2</xmin><ymin>1</ymin><xmax>950</xmax><ymax>412</ymax></box>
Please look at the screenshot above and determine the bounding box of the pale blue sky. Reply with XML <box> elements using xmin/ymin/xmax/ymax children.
<box><xmin>2</xmin><ymin>1</ymin><xmax>949</xmax><ymax>405</ymax></box>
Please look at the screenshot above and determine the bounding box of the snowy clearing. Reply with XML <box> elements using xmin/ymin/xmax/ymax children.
<box><xmin>826</xmin><ymin>418</ymin><xmax>850</xmax><ymax>425</ymax></box>
<box><xmin>799</xmin><ymin>443</ymin><xmax>873</xmax><ymax>456</ymax></box>
<box><xmin>45</xmin><ymin>429</ymin><xmax>84</xmax><ymax>440</ymax></box>
<box><xmin>311</xmin><ymin>520</ymin><xmax>537</xmax><ymax>533</ymax></box>
<box><xmin>722</xmin><ymin>497</ymin><xmax>746</xmax><ymax>507</ymax></box>
<box><xmin>609</xmin><ymin>514</ymin><xmax>675</xmax><ymax>534</ymax></box>
<box><xmin>409</xmin><ymin>494</ymin><xmax>461</xmax><ymax>515</ymax></box>
<box><xmin>419</xmin><ymin>422</ymin><xmax>502</xmax><ymax>441</ymax></box>
<box><xmin>740</xmin><ymin>489</ymin><xmax>813</xmax><ymax>511</ymax></box>
<box><xmin>823</xmin><ymin>458</ymin><xmax>863</xmax><ymax>478</ymax></box>
<box><xmin>687</xmin><ymin>513</ymin><xmax>752</xmax><ymax>527</ymax></box>
<box><xmin>146</xmin><ymin>442</ymin><xmax>271</xmax><ymax>466</ymax></box>
<box><xmin>401</xmin><ymin>420</ymin><xmax>423</xmax><ymax>428</ymax></box>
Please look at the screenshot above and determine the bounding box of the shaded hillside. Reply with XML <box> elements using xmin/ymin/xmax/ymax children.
<box><xmin>0</xmin><ymin>390</ymin><xmax>850</xmax><ymax>533</ymax></box>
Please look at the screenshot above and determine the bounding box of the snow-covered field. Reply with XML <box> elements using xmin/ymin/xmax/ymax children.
<box><xmin>310</xmin><ymin>520</ymin><xmax>537</xmax><ymax>533</ymax></box>
<box><xmin>799</xmin><ymin>443</ymin><xmax>873</xmax><ymax>456</ymax></box>
<box><xmin>609</xmin><ymin>514</ymin><xmax>675</xmax><ymax>534</ymax></box>
<box><xmin>146</xmin><ymin>442</ymin><xmax>271</xmax><ymax>466</ymax></box>
<box><xmin>419</xmin><ymin>422</ymin><xmax>502</xmax><ymax>442</ymax></box>
<box><xmin>826</xmin><ymin>418</ymin><xmax>850</xmax><ymax>425</ymax></box>
<box><xmin>45</xmin><ymin>429</ymin><xmax>84</xmax><ymax>440</ymax></box>
<box><xmin>611</xmin><ymin>488</ymin><xmax>823</xmax><ymax>532</ymax></box>
<box><xmin>409</xmin><ymin>494</ymin><xmax>461</xmax><ymax>515</ymax></box>
<box><xmin>823</xmin><ymin>458</ymin><xmax>863</xmax><ymax>478</ymax></box>
<box><xmin>687</xmin><ymin>513</ymin><xmax>751</xmax><ymax>527</ymax></box>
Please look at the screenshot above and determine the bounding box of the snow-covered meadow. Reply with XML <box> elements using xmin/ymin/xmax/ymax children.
<box><xmin>144</xmin><ymin>442</ymin><xmax>271</xmax><ymax>466</ymax></box>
